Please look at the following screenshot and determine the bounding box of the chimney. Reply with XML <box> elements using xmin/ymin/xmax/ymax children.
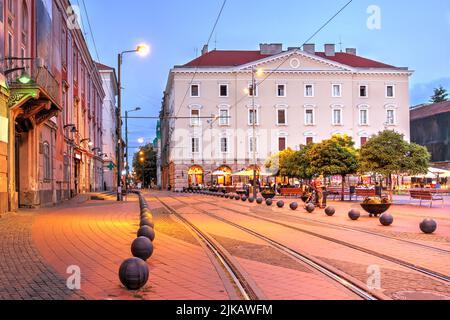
<box><xmin>201</xmin><ymin>44</ymin><xmax>209</xmax><ymax>55</ymax></box>
<box><xmin>324</xmin><ymin>44</ymin><xmax>335</xmax><ymax>57</ymax></box>
<box><xmin>346</xmin><ymin>48</ymin><xmax>357</xmax><ymax>55</ymax></box>
<box><xmin>303</xmin><ymin>43</ymin><xmax>316</xmax><ymax>55</ymax></box>
<box><xmin>260</xmin><ymin>43</ymin><xmax>283</xmax><ymax>55</ymax></box>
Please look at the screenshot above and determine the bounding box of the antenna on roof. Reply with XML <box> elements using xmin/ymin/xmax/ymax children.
<box><xmin>338</xmin><ymin>36</ymin><xmax>343</xmax><ymax>52</ymax></box>
<box><xmin>214</xmin><ymin>32</ymin><xmax>218</xmax><ymax>50</ymax></box>
<box><xmin>194</xmin><ymin>47</ymin><xmax>199</xmax><ymax>57</ymax></box>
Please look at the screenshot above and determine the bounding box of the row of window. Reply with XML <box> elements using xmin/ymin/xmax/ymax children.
<box><xmin>190</xmin><ymin>135</ymin><xmax>369</xmax><ymax>155</ymax></box>
<box><xmin>190</xmin><ymin>107</ymin><xmax>397</xmax><ymax>127</ymax></box>
<box><xmin>190</xmin><ymin>83</ymin><xmax>397</xmax><ymax>99</ymax></box>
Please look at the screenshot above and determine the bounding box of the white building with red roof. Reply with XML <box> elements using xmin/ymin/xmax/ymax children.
<box><xmin>160</xmin><ymin>43</ymin><xmax>413</xmax><ymax>190</ymax></box>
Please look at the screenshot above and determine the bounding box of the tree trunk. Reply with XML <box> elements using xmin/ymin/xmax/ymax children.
<box><xmin>341</xmin><ymin>175</ymin><xmax>346</xmax><ymax>201</ymax></box>
<box><xmin>388</xmin><ymin>174</ymin><xmax>393</xmax><ymax>201</ymax></box>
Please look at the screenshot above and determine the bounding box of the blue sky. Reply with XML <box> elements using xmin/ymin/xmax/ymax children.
<box><xmin>80</xmin><ymin>0</ymin><xmax>450</xmax><ymax>158</ymax></box>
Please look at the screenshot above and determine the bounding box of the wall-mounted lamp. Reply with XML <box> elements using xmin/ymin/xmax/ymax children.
<box><xmin>64</xmin><ymin>124</ymin><xmax>78</xmax><ymax>133</ymax></box>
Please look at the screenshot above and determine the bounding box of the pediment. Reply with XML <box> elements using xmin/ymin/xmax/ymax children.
<box><xmin>239</xmin><ymin>50</ymin><xmax>353</xmax><ymax>73</ymax></box>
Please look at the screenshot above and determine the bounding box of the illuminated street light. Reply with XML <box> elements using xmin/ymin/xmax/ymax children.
<box><xmin>137</xmin><ymin>137</ymin><xmax>145</xmax><ymax>144</ymax></box>
<box><xmin>136</xmin><ymin>44</ymin><xmax>150</xmax><ymax>57</ymax></box>
<box><xmin>117</xmin><ymin>44</ymin><xmax>150</xmax><ymax>201</ymax></box>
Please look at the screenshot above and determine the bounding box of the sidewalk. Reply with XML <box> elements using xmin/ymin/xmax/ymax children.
<box><xmin>0</xmin><ymin>193</ymin><xmax>230</xmax><ymax>300</ymax></box>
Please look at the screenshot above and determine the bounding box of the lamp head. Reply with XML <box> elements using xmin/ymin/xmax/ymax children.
<box><xmin>136</xmin><ymin>44</ymin><xmax>150</xmax><ymax>57</ymax></box>
<box><xmin>17</xmin><ymin>71</ymin><xmax>32</xmax><ymax>85</ymax></box>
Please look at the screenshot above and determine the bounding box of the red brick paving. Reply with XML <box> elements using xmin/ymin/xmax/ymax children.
<box><xmin>31</xmin><ymin>194</ymin><xmax>230</xmax><ymax>300</ymax></box>
<box><xmin>164</xmin><ymin>192</ymin><xmax>450</xmax><ymax>299</ymax></box>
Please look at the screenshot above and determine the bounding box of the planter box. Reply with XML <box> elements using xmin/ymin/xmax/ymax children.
<box><xmin>262</xmin><ymin>193</ymin><xmax>276</xmax><ymax>200</ymax></box>
<box><xmin>360</xmin><ymin>203</ymin><xmax>392</xmax><ymax>217</ymax></box>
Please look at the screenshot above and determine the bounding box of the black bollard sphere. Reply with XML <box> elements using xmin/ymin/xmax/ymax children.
<box><xmin>266</xmin><ymin>199</ymin><xmax>273</xmax><ymax>206</ymax></box>
<box><xmin>137</xmin><ymin>225</ymin><xmax>156</xmax><ymax>241</ymax></box>
<box><xmin>420</xmin><ymin>218</ymin><xmax>437</xmax><ymax>234</ymax></box>
<box><xmin>224</xmin><ymin>194</ymin><xmax>229</xmax><ymax>199</ymax></box>
<box><xmin>141</xmin><ymin>208</ymin><xmax>152</xmax><ymax>215</ymax></box>
<box><xmin>306</xmin><ymin>203</ymin><xmax>315</xmax><ymax>213</ymax></box>
<box><xmin>235</xmin><ymin>195</ymin><xmax>241</xmax><ymax>201</ymax></box>
<box><xmin>256</xmin><ymin>198</ymin><xmax>263</xmax><ymax>204</ymax></box>
<box><xmin>348</xmin><ymin>209</ymin><xmax>361</xmax><ymax>221</ymax></box>
<box><xmin>248</xmin><ymin>197</ymin><xmax>255</xmax><ymax>203</ymax></box>
<box><xmin>380</xmin><ymin>213</ymin><xmax>394</xmax><ymax>226</ymax></box>
<box><xmin>140</xmin><ymin>217</ymin><xmax>155</xmax><ymax>228</ymax></box>
<box><xmin>119</xmin><ymin>257</ymin><xmax>149</xmax><ymax>290</ymax></box>
<box><xmin>241</xmin><ymin>196</ymin><xmax>247</xmax><ymax>202</ymax></box>
<box><xmin>277</xmin><ymin>200</ymin><xmax>285</xmax><ymax>208</ymax></box>
<box><xmin>290</xmin><ymin>202</ymin><xmax>298</xmax><ymax>211</ymax></box>
<box><xmin>131</xmin><ymin>237</ymin><xmax>154</xmax><ymax>261</ymax></box>
<box><xmin>141</xmin><ymin>214</ymin><xmax>154</xmax><ymax>223</ymax></box>
<box><xmin>325</xmin><ymin>207</ymin><xmax>336</xmax><ymax>216</ymax></box>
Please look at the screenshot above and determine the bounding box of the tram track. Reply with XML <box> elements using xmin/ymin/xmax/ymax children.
<box><xmin>154</xmin><ymin>196</ymin><xmax>262</xmax><ymax>300</ymax></box>
<box><xmin>198</xmin><ymin>196</ymin><xmax>450</xmax><ymax>255</ymax></box>
<box><xmin>188</xmin><ymin>194</ymin><xmax>450</xmax><ymax>284</ymax></box>
<box><xmin>156</xmin><ymin>195</ymin><xmax>383</xmax><ymax>300</ymax></box>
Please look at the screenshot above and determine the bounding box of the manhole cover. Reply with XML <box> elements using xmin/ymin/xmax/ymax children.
<box><xmin>393</xmin><ymin>291</ymin><xmax>450</xmax><ymax>300</ymax></box>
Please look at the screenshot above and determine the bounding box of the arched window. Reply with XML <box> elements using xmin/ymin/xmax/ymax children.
<box><xmin>43</xmin><ymin>142</ymin><xmax>51</xmax><ymax>181</ymax></box>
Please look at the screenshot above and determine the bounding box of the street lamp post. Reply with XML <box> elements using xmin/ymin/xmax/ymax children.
<box><xmin>207</xmin><ymin>115</ymin><xmax>219</xmax><ymax>187</ymax></box>
<box><xmin>116</xmin><ymin>44</ymin><xmax>149</xmax><ymax>201</ymax></box>
<box><xmin>251</xmin><ymin>67</ymin><xmax>262</xmax><ymax>199</ymax></box>
<box><xmin>125</xmin><ymin>107</ymin><xmax>141</xmax><ymax>194</ymax></box>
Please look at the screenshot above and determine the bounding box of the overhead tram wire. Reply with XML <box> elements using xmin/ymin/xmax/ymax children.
<box><xmin>231</xmin><ymin>0</ymin><xmax>354</xmax><ymax>109</ymax></box>
<box><xmin>173</xmin><ymin>0</ymin><xmax>228</xmax><ymax>120</ymax></box>
<box><xmin>79</xmin><ymin>0</ymin><xmax>116</xmax><ymax>105</ymax></box>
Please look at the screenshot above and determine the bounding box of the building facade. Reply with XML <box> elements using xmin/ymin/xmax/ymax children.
<box><xmin>0</xmin><ymin>0</ymin><xmax>106</xmax><ymax>213</ymax></box>
<box><xmin>96</xmin><ymin>62</ymin><xmax>118</xmax><ymax>191</ymax></box>
<box><xmin>410</xmin><ymin>101</ymin><xmax>450</xmax><ymax>170</ymax></box>
<box><xmin>160</xmin><ymin>43</ymin><xmax>413</xmax><ymax>191</ymax></box>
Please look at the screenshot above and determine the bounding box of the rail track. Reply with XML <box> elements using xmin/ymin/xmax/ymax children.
<box><xmin>155</xmin><ymin>196</ymin><xmax>261</xmax><ymax>300</ymax></box>
<box><xmin>155</xmin><ymin>195</ymin><xmax>382</xmax><ymax>300</ymax></box>
<box><xmin>197</xmin><ymin>196</ymin><xmax>450</xmax><ymax>255</ymax></box>
<box><xmin>188</xmin><ymin>194</ymin><xmax>450</xmax><ymax>284</ymax></box>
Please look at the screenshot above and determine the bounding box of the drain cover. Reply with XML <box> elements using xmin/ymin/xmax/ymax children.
<box><xmin>393</xmin><ymin>291</ymin><xmax>450</xmax><ymax>300</ymax></box>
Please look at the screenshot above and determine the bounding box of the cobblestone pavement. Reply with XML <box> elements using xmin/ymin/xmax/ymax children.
<box><xmin>1</xmin><ymin>190</ymin><xmax>448</xmax><ymax>300</ymax></box>
<box><xmin>154</xmin><ymin>192</ymin><xmax>450</xmax><ymax>300</ymax></box>
<box><xmin>0</xmin><ymin>212</ymin><xmax>87</xmax><ymax>300</ymax></box>
<box><xmin>31</xmin><ymin>193</ymin><xmax>230</xmax><ymax>300</ymax></box>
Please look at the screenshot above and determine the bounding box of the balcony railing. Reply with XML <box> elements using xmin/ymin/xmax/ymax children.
<box><xmin>2</xmin><ymin>58</ymin><xmax>60</xmax><ymax>105</ymax></box>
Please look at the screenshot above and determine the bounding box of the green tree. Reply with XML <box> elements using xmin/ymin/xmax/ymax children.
<box><xmin>132</xmin><ymin>143</ymin><xmax>157</xmax><ymax>188</ymax></box>
<box><xmin>308</xmin><ymin>135</ymin><xmax>359</xmax><ymax>201</ymax></box>
<box><xmin>360</xmin><ymin>130</ymin><xmax>430</xmax><ymax>199</ymax></box>
<box><xmin>264</xmin><ymin>148</ymin><xmax>295</xmax><ymax>177</ymax></box>
<box><xmin>283</xmin><ymin>144</ymin><xmax>314</xmax><ymax>180</ymax></box>
<box><xmin>430</xmin><ymin>86</ymin><xmax>448</xmax><ymax>103</ymax></box>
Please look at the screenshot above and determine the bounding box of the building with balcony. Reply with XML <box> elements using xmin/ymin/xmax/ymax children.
<box><xmin>0</xmin><ymin>0</ymin><xmax>106</xmax><ymax>212</ymax></box>
<box><xmin>160</xmin><ymin>43</ymin><xmax>413</xmax><ymax>191</ymax></box>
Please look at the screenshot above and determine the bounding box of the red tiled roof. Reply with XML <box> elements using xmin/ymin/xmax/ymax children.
<box><xmin>181</xmin><ymin>50</ymin><xmax>400</xmax><ymax>69</ymax></box>
<box><xmin>410</xmin><ymin>101</ymin><xmax>450</xmax><ymax>121</ymax></box>
<box><xmin>183</xmin><ymin>50</ymin><xmax>273</xmax><ymax>67</ymax></box>
<box><xmin>315</xmin><ymin>52</ymin><xmax>397</xmax><ymax>69</ymax></box>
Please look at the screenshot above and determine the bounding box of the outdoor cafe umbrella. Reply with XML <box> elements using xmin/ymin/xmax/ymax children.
<box><xmin>212</xmin><ymin>170</ymin><xmax>231</xmax><ymax>176</ymax></box>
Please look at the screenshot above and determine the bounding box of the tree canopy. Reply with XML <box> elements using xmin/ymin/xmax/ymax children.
<box><xmin>132</xmin><ymin>143</ymin><xmax>157</xmax><ymax>186</ymax></box>
<box><xmin>359</xmin><ymin>130</ymin><xmax>429</xmax><ymax>177</ymax></box>
<box><xmin>308</xmin><ymin>135</ymin><xmax>359</xmax><ymax>178</ymax></box>
<box><xmin>430</xmin><ymin>86</ymin><xmax>448</xmax><ymax>103</ymax></box>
